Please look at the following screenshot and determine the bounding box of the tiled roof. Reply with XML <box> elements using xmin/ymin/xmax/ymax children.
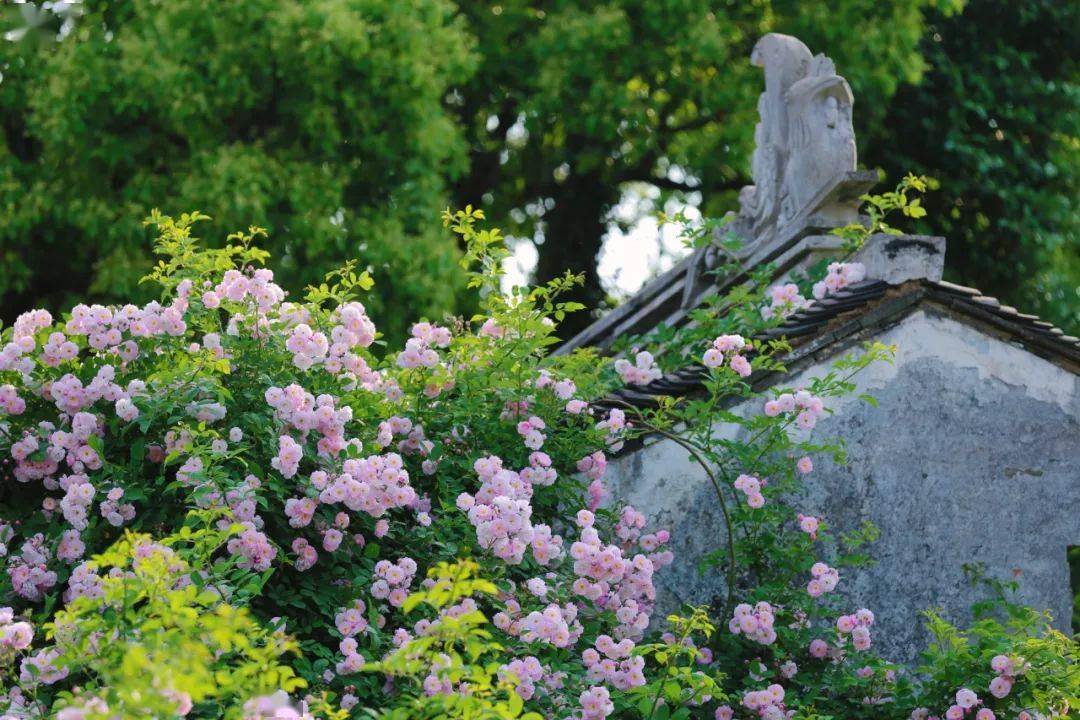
<box><xmin>597</xmin><ymin>278</ymin><xmax>1080</xmax><ymax>410</ymax></box>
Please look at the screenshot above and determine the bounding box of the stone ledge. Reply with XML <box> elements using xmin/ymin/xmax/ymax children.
<box><xmin>850</xmin><ymin>233</ymin><xmax>945</xmax><ymax>284</ymax></box>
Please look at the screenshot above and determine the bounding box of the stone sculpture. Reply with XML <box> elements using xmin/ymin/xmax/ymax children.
<box><xmin>731</xmin><ymin>34</ymin><xmax>869</xmax><ymax>256</ymax></box>
<box><xmin>681</xmin><ymin>33</ymin><xmax>874</xmax><ymax>309</ymax></box>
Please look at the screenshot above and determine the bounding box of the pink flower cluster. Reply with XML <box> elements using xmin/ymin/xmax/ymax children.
<box><xmin>0</xmin><ymin>385</ymin><xmax>26</xmax><ymax>416</ymax></box>
<box><xmin>334</xmin><ymin>607</ymin><xmax>369</xmax><ymax>674</ymax></box>
<box><xmin>936</xmin><ymin>688</ymin><xmax>994</xmax><ymax>720</ymax></box>
<box><xmin>283</xmin><ymin>303</ymin><xmax>376</xmax><ymax>376</ymax></box>
<box><xmin>576</xmin><ymin>451</ymin><xmax>607</xmax><ymax>482</ymax></box>
<box><xmin>614</xmin><ymin>509</ymin><xmax>671</xmax><ymax>615</ymax></box>
<box><xmin>535</xmin><ymin>371</ymin><xmax>578</xmax><ymax>402</ymax></box>
<box><xmin>371</xmin><ymin>558</ymin><xmax>417</xmax><ymax>608</ymax></box>
<box><xmin>12</xmin><ymin>309</ymin><xmax>53</xmax><ymax>342</ymax></box>
<box><xmin>41</xmin><ymin>331</ymin><xmax>81</xmax><ymax>367</ymax></box>
<box><xmin>319</xmin><ymin>453</ymin><xmax>416</xmax><ymax>518</ymax></box>
<box><xmin>742</xmin><ymin>684</ymin><xmax>788</xmax><ymax>720</ymax></box>
<box><xmin>595</xmin><ymin>409</ymin><xmax>627</xmax><ymax>452</ymax></box>
<box><xmin>702</xmin><ymin>334</ymin><xmax>752</xmax><ymax>377</ymax></box>
<box><xmin>67</xmin><ymin>298</ymin><xmax>187</xmax><ymax>349</ymax></box>
<box><xmin>281</xmin><ymin>301</ymin><xmax>377</xmax><ymax>381</ymax></box>
<box><xmin>271</xmin><ymin>435</ymin><xmax>303</xmax><ymax>479</ymax></box>
<box><xmin>566</xmin><ymin>398</ymin><xmax>589</xmax><ymax>415</ymax></box>
<box><xmin>614</xmin><ymin>506</ymin><xmax>669</xmax><ymax>559</ymax></box>
<box><xmin>530</xmin><ymin>524</ymin><xmax>564</xmax><ymax>565</ymax></box>
<box><xmin>56</xmin><ymin>529</ymin><xmax>85</xmax><ymax>563</ymax></box>
<box><xmin>114</xmin><ymin>397</ymin><xmax>139</xmax><ymax>422</ymax></box>
<box><xmin>0</xmin><ymin>608</ymin><xmax>34</xmax><ymax>666</ymax></box>
<box><xmin>761</xmin><ymin>283</ymin><xmax>811</xmax><ymax>321</ymax></box>
<box><xmin>5</xmin><ymin>313</ymin><xmax>72</xmax><ymax>374</ymax></box>
<box><xmin>729</xmin><ymin>601</ymin><xmax>777</xmax><ymax>645</ymax></box>
<box><xmin>499</xmin><ymin>656</ymin><xmax>545</xmax><ymax>700</ymax></box>
<box><xmin>0</xmin><ymin>251</ymin><xmax>698</xmax><ymax>717</ymax></box>
<box><xmin>396</xmin><ymin>322</ymin><xmax>450</xmax><ymax>369</ymax></box>
<box><xmin>284</xmin><ymin>322</ymin><xmax>329</xmax><ymax>370</ymax></box>
<box><xmin>375</xmin><ymin>416</ymin><xmax>434</xmax><ymax>461</ymax></box>
<box><xmin>413</xmin><ymin>596</ymin><xmax>480</xmax><ymax>640</ymax></box>
<box><xmin>520</xmin><ymin>451</ymin><xmax>557</xmax><ymax>486</ymax></box>
<box><xmin>226</xmin><ymin>524</ymin><xmax>277</xmax><ymax>572</ymax></box>
<box><xmin>525</xmin><ymin>577</ymin><xmax>548</xmax><ymax>598</ymax></box>
<box><xmin>7</xmin><ymin>534</ymin><xmax>57</xmax><ymax>602</ymax></box>
<box><xmin>59</xmin><ymin>472</ymin><xmax>96</xmax><ymax>530</ymax></box>
<box><xmin>291</xmin><ymin>537</ymin><xmax>318</xmax><ymax>571</ymax></box>
<box><xmin>331</xmin><ymin>305</ymin><xmax>380</xmax><ymax>375</ymax></box>
<box><xmin>200</xmin><ymin>268</ymin><xmax>285</xmax><ymax>313</ymax></box>
<box><xmin>49</xmin><ymin>695</ymin><xmax>111</xmax><ymax>719</ymax></box>
<box><xmin>813</xmin><ymin>262</ymin><xmax>866</xmax><ymax>299</ymax></box>
<box><xmin>421</xmin><ymin>654</ymin><xmax>457</xmax><ymax>696</ymax></box>
<box><xmin>614</xmin><ymin>350</ymin><xmax>662</xmax><ymax>386</ymax></box>
<box><xmin>265</xmin><ymin>384</ymin><xmax>355</xmax><ymax>459</ymax></box>
<box><xmin>19</xmin><ymin>646</ymin><xmax>69</xmax><ymax>686</ymax></box>
<box><xmin>520</xmin><ymin>603</ymin><xmax>580</xmax><ymax>648</ymax></box>
<box><xmin>321</xmin><ymin>527</ymin><xmax>344</xmax><ymax>553</ymax></box>
<box><xmin>583</xmin><ymin>634</ymin><xmax>646</xmax><ymax>690</ymax></box>
<box><xmin>836</xmin><ymin>608</ymin><xmax>875</xmax><ymax>651</ymax></box>
<box><xmin>241</xmin><ymin>691</ymin><xmax>310</xmax><ymax>720</ymax></box>
<box><xmin>284</xmin><ymin>497</ymin><xmax>317</xmax><ymax>528</ymax></box>
<box><xmin>988</xmin><ymin>654</ymin><xmax>1024</xmax><ymax>699</ymax></box>
<box><xmin>479</xmin><ymin>317</ymin><xmax>505</xmax><ymax>339</ymax></box>
<box><xmin>806</xmin><ymin>562</ymin><xmax>840</xmax><ymax>598</ymax></box>
<box><xmin>579</xmin><ymin>685</ymin><xmax>614</xmax><ymax>720</ymax></box>
<box><xmin>113</xmin><ymin>297</ymin><xmax>191</xmax><ymax>345</ymax></box>
<box><xmin>100</xmin><ymin>487</ymin><xmax>135</xmax><ymax>528</ymax></box>
<box><xmin>335</xmin><ymin>599</ymin><xmax>369</xmax><ymax>637</ymax></box>
<box><xmin>186</xmin><ymin>400</ymin><xmax>226</xmax><ymax>424</ymax></box>
<box><xmin>457</xmin><ymin>456</ymin><xmax>542</xmax><ymax>565</ymax></box>
<box><xmin>798</xmin><ymin>513</ymin><xmax>820</xmax><ymax>540</ymax></box>
<box><xmin>64</xmin><ymin>562</ymin><xmax>103</xmax><ymax>602</ymax></box>
<box><xmin>763</xmin><ymin>390</ymin><xmax>826</xmax><ymax>430</ymax></box>
<box><xmin>734</xmin><ymin>474</ymin><xmax>766</xmax><ymax>509</ymax></box>
<box><xmin>15</xmin><ymin>367</ymin><xmax>136</xmax><ymax>488</ymax></box>
<box><xmin>569</xmin><ymin>525</ymin><xmax>626</xmax><ymax>592</ymax></box>
<box><xmin>516</xmin><ymin>415</ymin><xmax>547</xmax><ymax>450</ymax></box>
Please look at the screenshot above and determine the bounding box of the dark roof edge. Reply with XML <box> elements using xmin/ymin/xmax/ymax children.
<box><xmin>597</xmin><ymin>279</ymin><xmax>1080</xmax><ymax>415</ymax></box>
<box><xmin>557</xmin><ymin>225</ymin><xmax>862</xmax><ymax>356</ymax></box>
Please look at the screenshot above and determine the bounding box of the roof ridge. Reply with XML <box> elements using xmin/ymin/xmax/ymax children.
<box><xmin>597</xmin><ymin>279</ymin><xmax>1079</xmax><ymax>412</ymax></box>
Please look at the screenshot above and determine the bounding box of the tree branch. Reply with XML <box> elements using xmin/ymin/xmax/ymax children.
<box><xmin>620</xmin><ymin>174</ymin><xmax>748</xmax><ymax>194</ymax></box>
<box><xmin>666</xmin><ymin>111</ymin><xmax>728</xmax><ymax>134</ymax></box>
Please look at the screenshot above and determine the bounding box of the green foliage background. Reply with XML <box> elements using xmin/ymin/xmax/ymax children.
<box><xmin>0</xmin><ymin>0</ymin><xmax>477</xmax><ymax>345</ymax></box>
<box><xmin>0</xmin><ymin>0</ymin><xmax>1076</xmax><ymax>342</ymax></box>
<box><xmin>865</xmin><ymin>0</ymin><xmax>1079</xmax><ymax>334</ymax></box>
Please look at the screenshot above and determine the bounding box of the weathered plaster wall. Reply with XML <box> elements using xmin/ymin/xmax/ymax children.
<box><xmin>607</xmin><ymin>309</ymin><xmax>1080</xmax><ymax>661</ymax></box>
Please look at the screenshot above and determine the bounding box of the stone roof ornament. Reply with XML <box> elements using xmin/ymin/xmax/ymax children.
<box><xmin>561</xmin><ymin>33</ymin><xmax>985</xmax><ymax>354</ymax></box>
<box><xmin>680</xmin><ymin>34</ymin><xmax>879</xmax><ymax>309</ymax></box>
<box><xmin>730</xmin><ymin>33</ymin><xmax>877</xmax><ymax>259</ymax></box>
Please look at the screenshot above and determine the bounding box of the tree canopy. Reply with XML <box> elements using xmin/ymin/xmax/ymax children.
<box><xmin>865</xmin><ymin>0</ymin><xmax>1079</xmax><ymax>333</ymax></box>
<box><xmin>0</xmin><ymin>0</ymin><xmax>476</xmax><ymax>345</ymax></box>
<box><xmin>1</xmin><ymin>0</ymin><xmax>1076</xmax><ymax>341</ymax></box>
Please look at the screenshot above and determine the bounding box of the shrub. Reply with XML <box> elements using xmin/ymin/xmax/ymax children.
<box><xmin>31</xmin><ymin>517</ymin><xmax>305</xmax><ymax>719</ymax></box>
<box><xmin>0</xmin><ymin>199</ymin><xmax>1073</xmax><ymax>719</ymax></box>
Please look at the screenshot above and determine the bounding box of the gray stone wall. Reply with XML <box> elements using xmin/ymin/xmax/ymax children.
<box><xmin>607</xmin><ymin>309</ymin><xmax>1080</xmax><ymax>662</ymax></box>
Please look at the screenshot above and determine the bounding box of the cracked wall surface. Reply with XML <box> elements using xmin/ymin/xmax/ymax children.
<box><xmin>606</xmin><ymin>310</ymin><xmax>1080</xmax><ymax>661</ymax></box>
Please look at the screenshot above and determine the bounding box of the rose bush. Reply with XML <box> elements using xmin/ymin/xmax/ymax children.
<box><xmin>0</xmin><ymin>194</ymin><xmax>1074</xmax><ymax>719</ymax></box>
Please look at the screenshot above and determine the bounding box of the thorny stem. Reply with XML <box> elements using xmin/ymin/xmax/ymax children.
<box><xmin>608</xmin><ymin>359</ymin><xmax>875</xmax><ymax>623</ymax></box>
<box><xmin>608</xmin><ymin>400</ymin><xmax>737</xmax><ymax>620</ymax></box>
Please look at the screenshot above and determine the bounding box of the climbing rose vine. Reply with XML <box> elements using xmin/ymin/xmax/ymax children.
<box><xmin>0</xmin><ymin>206</ymin><xmax>1074</xmax><ymax>719</ymax></box>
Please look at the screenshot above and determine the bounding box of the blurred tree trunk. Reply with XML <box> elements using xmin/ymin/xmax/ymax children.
<box><xmin>534</xmin><ymin>169</ymin><xmax>620</xmax><ymax>341</ymax></box>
